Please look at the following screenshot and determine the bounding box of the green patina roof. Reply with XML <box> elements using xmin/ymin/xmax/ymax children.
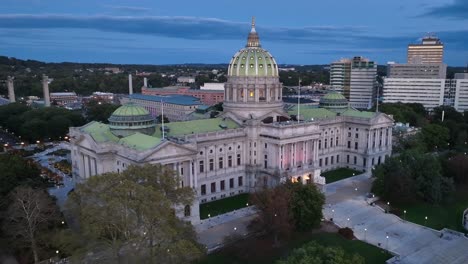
<box><xmin>118</xmin><ymin>132</ymin><xmax>161</xmax><ymax>151</ymax></box>
<box><xmin>81</xmin><ymin>121</ymin><xmax>119</xmax><ymax>143</ymax></box>
<box><xmin>112</xmin><ymin>102</ymin><xmax>149</xmax><ymax>116</ymax></box>
<box><xmin>341</xmin><ymin>109</ymin><xmax>376</xmax><ymax>118</ymax></box>
<box><xmin>288</xmin><ymin>105</ymin><xmax>376</xmax><ymax>120</ymax></box>
<box><xmin>322</xmin><ymin>92</ymin><xmax>346</xmax><ymax>100</ymax></box>
<box><xmin>81</xmin><ymin>121</ymin><xmax>162</xmax><ymax>150</ymax></box>
<box><xmin>154</xmin><ymin>117</ymin><xmax>240</xmax><ymax>137</ymax></box>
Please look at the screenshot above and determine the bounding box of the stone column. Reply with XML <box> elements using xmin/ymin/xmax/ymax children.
<box><xmin>7</xmin><ymin>76</ymin><xmax>15</xmax><ymax>103</ymax></box>
<box><xmin>42</xmin><ymin>75</ymin><xmax>50</xmax><ymax>107</ymax></box>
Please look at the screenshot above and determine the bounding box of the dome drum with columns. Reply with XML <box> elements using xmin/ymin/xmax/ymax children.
<box><xmin>108</xmin><ymin>102</ymin><xmax>156</xmax><ymax>137</ymax></box>
<box><xmin>223</xmin><ymin>17</ymin><xmax>286</xmax><ymax>121</ymax></box>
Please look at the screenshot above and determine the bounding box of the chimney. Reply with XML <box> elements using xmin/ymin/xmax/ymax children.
<box><xmin>7</xmin><ymin>76</ymin><xmax>15</xmax><ymax>103</ymax></box>
<box><xmin>128</xmin><ymin>74</ymin><xmax>133</xmax><ymax>95</ymax></box>
<box><xmin>143</xmin><ymin>77</ymin><xmax>148</xmax><ymax>88</ymax></box>
<box><xmin>42</xmin><ymin>75</ymin><xmax>51</xmax><ymax>107</ymax></box>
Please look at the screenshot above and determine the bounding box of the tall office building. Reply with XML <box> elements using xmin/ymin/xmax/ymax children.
<box><xmin>330</xmin><ymin>57</ymin><xmax>377</xmax><ymax>109</ymax></box>
<box><xmin>453</xmin><ymin>74</ymin><xmax>468</xmax><ymax>112</ymax></box>
<box><xmin>387</xmin><ymin>62</ymin><xmax>447</xmax><ymax>79</ymax></box>
<box><xmin>382</xmin><ymin>78</ymin><xmax>445</xmax><ymax>110</ymax></box>
<box><xmin>407</xmin><ymin>35</ymin><xmax>444</xmax><ymax>64</ymax></box>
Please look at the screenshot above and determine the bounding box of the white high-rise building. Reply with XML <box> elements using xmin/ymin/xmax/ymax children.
<box><xmin>453</xmin><ymin>74</ymin><xmax>468</xmax><ymax>112</ymax></box>
<box><xmin>382</xmin><ymin>78</ymin><xmax>445</xmax><ymax>110</ymax></box>
<box><xmin>330</xmin><ymin>57</ymin><xmax>376</xmax><ymax>109</ymax></box>
<box><xmin>407</xmin><ymin>35</ymin><xmax>444</xmax><ymax>64</ymax></box>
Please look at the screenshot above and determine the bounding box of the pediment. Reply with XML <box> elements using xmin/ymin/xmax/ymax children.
<box><xmin>142</xmin><ymin>141</ymin><xmax>197</xmax><ymax>162</ymax></box>
<box><xmin>372</xmin><ymin>113</ymin><xmax>394</xmax><ymax>124</ymax></box>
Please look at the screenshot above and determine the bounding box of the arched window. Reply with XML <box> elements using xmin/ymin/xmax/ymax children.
<box><xmin>184</xmin><ymin>205</ymin><xmax>191</xmax><ymax>217</ymax></box>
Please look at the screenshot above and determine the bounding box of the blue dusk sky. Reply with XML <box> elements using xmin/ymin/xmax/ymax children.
<box><xmin>0</xmin><ymin>0</ymin><xmax>467</xmax><ymax>65</ymax></box>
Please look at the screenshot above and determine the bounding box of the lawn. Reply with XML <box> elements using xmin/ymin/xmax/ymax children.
<box><xmin>392</xmin><ymin>185</ymin><xmax>468</xmax><ymax>232</ymax></box>
<box><xmin>322</xmin><ymin>168</ymin><xmax>364</xmax><ymax>184</ymax></box>
<box><xmin>198</xmin><ymin>231</ymin><xmax>392</xmax><ymax>264</ymax></box>
<box><xmin>199</xmin><ymin>193</ymin><xmax>250</xmax><ymax>220</ymax></box>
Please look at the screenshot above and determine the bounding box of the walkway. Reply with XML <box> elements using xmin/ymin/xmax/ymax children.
<box><xmin>324</xmin><ymin>174</ymin><xmax>468</xmax><ymax>264</ymax></box>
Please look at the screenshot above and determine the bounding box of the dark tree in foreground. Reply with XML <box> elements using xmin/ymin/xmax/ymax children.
<box><xmin>289</xmin><ymin>183</ymin><xmax>325</xmax><ymax>231</ymax></box>
<box><xmin>276</xmin><ymin>241</ymin><xmax>364</xmax><ymax>264</ymax></box>
<box><xmin>65</xmin><ymin>164</ymin><xmax>203</xmax><ymax>263</ymax></box>
<box><xmin>3</xmin><ymin>187</ymin><xmax>60</xmax><ymax>264</ymax></box>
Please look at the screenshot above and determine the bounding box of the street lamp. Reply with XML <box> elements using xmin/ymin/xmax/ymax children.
<box><xmin>347</xmin><ymin>218</ymin><xmax>350</xmax><ymax>227</ymax></box>
<box><xmin>331</xmin><ymin>209</ymin><xmax>335</xmax><ymax>218</ymax></box>
<box><xmin>386</xmin><ymin>235</ymin><xmax>389</xmax><ymax>250</ymax></box>
<box><xmin>425</xmin><ymin>216</ymin><xmax>428</xmax><ymax>225</ymax></box>
<box><xmin>36</xmin><ymin>140</ymin><xmax>40</xmax><ymax>144</ymax></box>
<box><xmin>364</xmin><ymin>228</ymin><xmax>367</xmax><ymax>241</ymax></box>
<box><xmin>246</xmin><ymin>203</ymin><xmax>249</xmax><ymax>207</ymax></box>
<box><xmin>61</xmin><ymin>221</ymin><xmax>65</xmax><ymax>225</ymax></box>
<box><xmin>234</xmin><ymin>227</ymin><xmax>237</xmax><ymax>231</ymax></box>
<box><xmin>403</xmin><ymin>210</ymin><xmax>406</xmax><ymax>220</ymax></box>
<box><xmin>56</xmin><ymin>250</ymin><xmax>59</xmax><ymax>255</ymax></box>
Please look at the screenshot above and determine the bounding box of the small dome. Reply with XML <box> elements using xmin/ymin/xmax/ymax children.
<box><xmin>227</xmin><ymin>17</ymin><xmax>278</xmax><ymax>77</ymax></box>
<box><xmin>111</xmin><ymin>102</ymin><xmax>150</xmax><ymax>116</ymax></box>
<box><xmin>319</xmin><ymin>92</ymin><xmax>348</xmax><ymax>111</ymax></box>
<box><xmin>108</xmin><ymin>102</ymin><xmax>155</xmax><ymax>137</ymax></box>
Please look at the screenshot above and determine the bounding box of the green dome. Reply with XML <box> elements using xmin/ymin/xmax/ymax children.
<box><xmin>111</xmin><ymin>102</ymin><xmax>149</xmax><ymax>116</ymax></box>
<box><xmin>227</xmin><ymin>48</ymin><xmax>278</xmax><ymax>77</ymax></box>
<box><xmin>319</xmin><ymin>92</ymin><xmax>348</xmax><ymax>111</ymax></box>
<box><xmin>227</xmin><ymin>18</ymin><xmax>278</xmax><ymax>77</ymax></box>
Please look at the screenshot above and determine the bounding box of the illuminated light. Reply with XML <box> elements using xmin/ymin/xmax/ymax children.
<box><xmin>249</xmin><ymin>91</ymin><xmax>254</xmax><ymax>97</ymax></box>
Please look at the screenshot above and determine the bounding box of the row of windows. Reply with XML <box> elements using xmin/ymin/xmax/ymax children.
<box><xmin>199</xmin><ymin>154</ymin><xmax>241</xmax><ymax>173</ymax></box>
<box><xmin>200</xmin><ymin>176</ymin><xmax>243</xmax><ymax>195</ymax></box>
<box><xmin>319</xmin><ymin>137</ymin><xmax>339</xmax><ymax>149</ymax></box>
<box><xmin>200</xmin><ymin>145</ymin><xmax>241</xmax><ymax>155</ymax></box>
<box><xmin>319</xmin><ymin>155</ymin><xmax>385</xmax><ymax>167</ymax></box>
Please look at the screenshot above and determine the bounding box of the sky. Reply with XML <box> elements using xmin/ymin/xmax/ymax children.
<box><xmin>0</xmin><ymin>0</ymin><xmax>467</xmax><ymax>66</ymax></box>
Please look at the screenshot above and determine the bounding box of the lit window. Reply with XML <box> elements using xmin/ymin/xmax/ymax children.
<box><xmin>249</xmin><ymin>91</ymin><xmax>254</xmax><ymax>97</ymax></box>
<box><xmin>241</xmin><ymin>64</ymin><xmax>245</xmax><ymax>68</ymax></box>
<box><xmin>250</xmin><ymin>64</ymin><xmax>254</xmax><ymax>68</ymax></box>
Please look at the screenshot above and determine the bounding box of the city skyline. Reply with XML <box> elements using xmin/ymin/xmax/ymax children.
<box><xmin>1</xmin><ymin>0</ymin><xmax>468</xmax><ymax>65</ymax></box>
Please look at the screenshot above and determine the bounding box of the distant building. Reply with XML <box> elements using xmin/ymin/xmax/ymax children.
<box><xmin>50</xmin><ymin>92</ymin><xmax>78</xmax><ymax>106</ymax></box>
<box><xmin>200</xmin><ymin>83</ymin><xmax>225</xmax><ymax>91</ymax></box>
<box><xmin>387</xmin><ymin>62</ymin><xmax>447</xmax><ymax>79</ymax></box>
<box><xmin>142</xmin><ymin>86</ymin><xmax>224</xmax><ymax>105</ymax></box>
<box><xmin>177</xmin><ymin>76</ymin><xmax>196</xmax><ymax>84</ymax></box>
<box><xmin>382</xmin><ymin>78</ymin><xmax>445</xmax><ymax>110</ymax></box>
<box><xmin>103</xmin><ymin>67</ymin><xmax>121</xmax><ymax>74</ymax></box>
<box><xmin>407</xmin><ymin>35</ymin><xmax>444</xmax><ymax>64</ymax></box>
<box><xmin>91</xmin><ymin>92</ymin><xmax>114</xmax><ymax>102</ymax></box>
<box><xmin>453</xmin><ymin>74</ymin><xmax>468</xmax><ymax>112</ymax></box>
<box><xmin>330</xmin><ymin>56</ymin><xmax>376</xmax><ymax>109</ymax></box>
<box><xmin>120</xmin><ymin>93</ymin><xmax>204</xmax><ymax>121</ymax></box>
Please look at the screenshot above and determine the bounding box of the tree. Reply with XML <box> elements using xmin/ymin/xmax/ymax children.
<box><xmin>249</xmin><ymin>184</ymin><xmax>294</xmax><ymax>245</ymax></box>
<box><xmin>3</xmin><ymin>187</ymin><xmax>60</xmax><ymax>264</ymax></box>
<box><xmin>288</xmin><ymin>183</ymin><xmax>325</xmax><ymax>231</ymax></box>
<box><xmin>156</xmin><ymin>114</ymin><xmax>170</xmax><ymax>124</ymax></box>
<box><xmin>421</xmin><ymin>124</ymin><xmax>449</xmax><ymax>150</ymax></box>
<box><xmin>85</xmin><ymin>100</ymin><xmax>119</xmax><ymax>123</ymax></box>
<box><xmin>0</xmin><ymin>154</ymin><xmax>42</xmax><ymax>197</ymax></box>
<box><xmin>276</xmin><ymin>241</ymin><xmax>364</xmax><ymax>264</ymax></box>
<box><xmin>65</xmin><ymin>164</ymin><xmax>203</xmax><ymax>263</ymax></box>
<box><xmin>446</xmin><ymin>154</ymin><xmax>468</xmax><ymax>184</ymax></box>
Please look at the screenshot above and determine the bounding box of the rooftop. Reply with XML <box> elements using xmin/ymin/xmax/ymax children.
<box><xmin>154</xmin><ymin>117</ymin><xmax>240</xmax><ymax>137</ymax></box>
<box><xmin>127</xmin><ymin>93</ymin><xmax>202</xmax><ymax>106</ymax></box>
<box><xmin>111</xmin><ymin>102</ymin><xmax>150</xmax><ymax>116</ymax></box>
<box><xmin>288</xmin><ymin>105</ymin><xmax>376</xmax><ymax>120</ymax></box>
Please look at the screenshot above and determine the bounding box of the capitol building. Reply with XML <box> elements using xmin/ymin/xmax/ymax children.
<box><xmin>70</xmin><ymin>20</ymin><xmax>394</xmax><ymax>223</ymax></box>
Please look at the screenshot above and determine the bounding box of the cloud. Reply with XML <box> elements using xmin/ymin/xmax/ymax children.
<box><xmin>0</xmin><ymin>14</ymin><xmax>367</xmax><ymax>44</ymax></box>
<box><xmin>104</xmin><ymin>5</ymin><xmax>152</xmax><ymax>13</ymax></box>
<box><xmin>420</xmin><ymin>0</ymin><xmax>468</xmax><ymax>20</ymax></box>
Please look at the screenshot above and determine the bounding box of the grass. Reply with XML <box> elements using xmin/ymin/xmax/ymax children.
<box><xmin>198</xmin><ymin>231</ymin><xmax>392</xmax><ymax>264</ymax></box>
<box><xmin>392</xmin><ymin>185</ymin><xmax>468</xmax><ymax>232</ymax></box>
<box><xmin>321</xmin><ymin>168</ymin><xmax>364</xmax><ymax>184</ymax></box>
<box><xmin>199</xmin><ymin>193</ymin><xmax>250</xmax><ymax>220</ymax></box>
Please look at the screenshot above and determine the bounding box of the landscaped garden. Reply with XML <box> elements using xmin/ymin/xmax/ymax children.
<box><xmin>199</xmin><ymin>229</ymin><xmax>392</xmax><ymax>264</ymax></box>
<box><xmin>321</xmin><ymin>168</ymin><xmax>363</xmax><ymax>184</ymax></box>
<box><xmin>199</xmin><ymin>193</ymin><xmax>250</xmax><ymax>219</ymax></box>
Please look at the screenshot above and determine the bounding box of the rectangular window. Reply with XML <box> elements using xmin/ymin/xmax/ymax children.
<box><xmin>319</xmin><ymin>158</ymin><xmax>322</xmax><ymax>166</ymax></box>
<box><xmin>348</xmin><ymin>132</ymin><xmax>351</xmax><ymax>137</ymax></box>
<box><xmin>228</xmin><ymin>156</ymin><xmax>233</xmax><ymax>167</ymax></box>
<box><xmin>180</xmin><ymin>167</ymin><xmax>184</xmax><ymax>175</ymax></box>
<box><xmin>221</xmin><ymin>180</ymin><xmax>225</xmax><ymax>191</ymax></box>
<box><xmin>336</xmin><ymin>137</ymin><xmax>339</xmax><ymax>146</ymax></box>
<box><xmin>265</xmin><ymin>143</ymin><xmax>267</xmax><ymax>149</ymax></box>
<box><xmin>331</xmin><ymin>156</ymin><xmax>334</xmax><ymax>164</ymax></box>
<box><xmin>319</xmin><ymin>140</ymin><xmax>321</xmax><ymax>150</ymax></box>
<box><xmin>355</xmin><ymin>133</ymin><xmax>359</xmax><ymax>139</ymax></box>
<box><xmin>219</xmin><ymin>157</ymin><xmax>223</xmax><ymax>169</ymax></box>
<box><xmin>211</xmin><ymin>182</ymin><xmax>216</xmax><ymax>193</ymax></box>
<box><xmin>347</xmin><ymin>141</ymin><xmax>351</xmax><ymax>149</ymax></box>
<box><xmin>330</xmin><ymin>139</ymin><xmax>333</xmax><ymax>147</ymax></box>
<box><xmin>363</xmin><ymin>158</ymin><xmax>367</xmax><ymax>167</ymax></box>
<box><xmin>355</xmin><ymin>142</ymin><xmax>358</xmax><ymax>150</ymax></box>
<box><xmin>264</xmin><ymin>155</ymin><xmax>268</xmax><ymax>169</ymax></box>
<box><xmin>324</xmin><ymin>139</ymin><xmax>327</xmax><ymax>149</ymax></box>
<box><xmin>230</xmin><ymin>178</ymin><xmax>234</xmax><ymax>188</ymax></box>
<box><xmin>325</xmin><ymin>157</ymin><xmax>328</xmax><ymax>166</ymax></box>
<box><xmin>237</xmin><ymin>154</ymin><xmax>241</xmax><ymax>166</ymax></box>
<box><xmin>201</xmin><ymin>184</ymin><xmax>206</xmax><ymax>195</ymax></box>
<box><xmin>238</xmin><ymin>176</ymin><xmax>243</xmax><ymax>187</ymax></box>
<box><xmin>347</xmin><ymin>155</ymin><xmax>350</xmax><ymax>163</ymax></box>
<box><xmin>199</xmin><ymin>160</ymin><xmax>204</xmax><ymax>173</ymax></box>
<box><xmin>337</xmin><ymin>155</ymin><xmax>340</xmax><ymax>163</ymax></box>
<box><xmin>209</xmin><ymin>159</ymin><xmax>214</xmax><ymax>171</ymax></box>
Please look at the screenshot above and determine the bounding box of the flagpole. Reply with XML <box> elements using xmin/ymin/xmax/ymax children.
<box><xmin>297</xmin><ymin>78</ymin><xmax>301</xmax><ymax>123</ymax></box>
<box><xmin>161</xmin><ymin>100</ymin><xmax>165</xmax><ymax>139</ymax></box>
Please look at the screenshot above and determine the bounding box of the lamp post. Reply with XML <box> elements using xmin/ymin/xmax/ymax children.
<box><xmin>386</xmin><ymin>235</ymin><xmax>389</xmax><ymax>250</ymax></box>
<box><xmin>331</xmin><ymin>209</ymin><xmax>335</xmax><ymax>219</ymax></box>
<box><xmin>347</xmin><ymin>218</ymin><xmax>350</xmax><ymax>227</ymax></box>
<box><xmin>425</xmin><ymin>216</ymin><xmax>428</xmax><ymax>226</ymax></box>
<box><xmin>364</xmin><ymin>228</ymin><xmax>367</xmax><ymax>241</ymax></box>
<box><xmin>403</xmin><ymin>210</ymin><xmax>406</xmax><ymax>220</ymax></box>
